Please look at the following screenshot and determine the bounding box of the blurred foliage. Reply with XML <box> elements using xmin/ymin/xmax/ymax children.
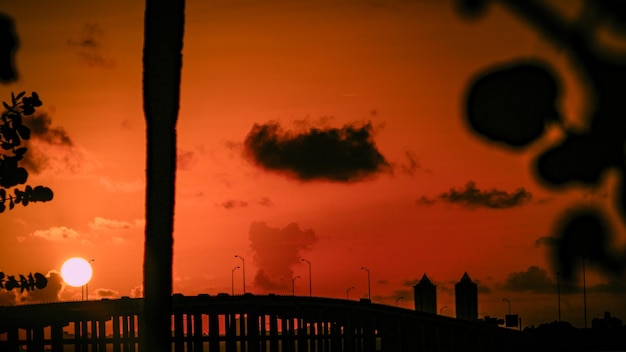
<box><xmin>457</xmin><ymin>0</ymin><xmax>626</xmax><ymax>282</ymax></box>
<box><xmin>1</xmin><ymin>91</ymin><xmax>53</xmax><ymax>213</ymax></box>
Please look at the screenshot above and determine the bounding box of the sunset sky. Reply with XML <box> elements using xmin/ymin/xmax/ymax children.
<box><xmin>2</xmin><ymin>0</ymin><xmax>625</xmax><ymax>329</ymax></box>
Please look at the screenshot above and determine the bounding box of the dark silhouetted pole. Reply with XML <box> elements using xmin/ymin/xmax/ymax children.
<box><xmin>440</xmin><ymin>305</ymin><xmax>447</xmax><ymax>315</ymax></box>
<box><xmin>556</xmin><ymin>271</ymin><xmax>561</xmax><ymax>321</ymax></box>
<box><xmin>142</xmin><ymin>0</ymin><xmax>184</xmax><ymax>347</ymax></box>
<box><xmin>231</xmin><ymin>266</ymin><xmax>240</xmax><ymax>295</ymax></box>
<box><xmin>346</xmin><ymin>286</ymin><xmax>354</xmax><ymax>299</ymax></box>
<box><xmin>502</xmin><ymin>298</ymin><xmax>511</xmax><ymax>315</ymax></box>
<box><xmin>301</xmin><ymin>258</ymin><xmax>312</xmax><ymax>297</ymax></box>
<box><xmin>85</xmin><ymin>259</ymin><xmax>95</xmax><ymax>301</ymax></box>
<box><xmin>361</xmin><ymin>267</ymin><xmax>370</xmax><ymax>299</ymax></box>
<box><xmin>395</xmin><ymin>296</ymin><xmax>403</xmax><ymax>307</ymax></box>
<box><xmin>582</xmin><ymin>256</ymin><xmax>587</xmax><ymax>328</ymax></box>
<box><xmin>292</xmin><ymin>275</ymin><xmax>300</xmax><ymax>296</ymax></box>
<box><xmin>235</xmin><ymin>255</ymin><xmax>246</xmax><ymax>294</ymax></box>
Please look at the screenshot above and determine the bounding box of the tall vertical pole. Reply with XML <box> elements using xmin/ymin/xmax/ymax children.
<box><xmin>582</xmin><ymin>257</ymin><xmax>587</xmax><ymax>328</ymax></box>
<box><xmin>361</xmin><ymin>267</ymin><xmax>370</xmax><ymax>300</ymax></box>
<box><xmin>231</xmin><ymin>266</ymin><xmax>240</xmax><ymax>295</ymax></box>
<box><xmin>235</xmin><ymin>255</ymin><xmax>246</xmax><ymax>294</ymax></box>
<box><xmin>292</xmin><ymin>276</ymin><xmax>300</xmax><ymax>296</ymax></box>
<box><xmin>556</xmin><ymin>271</ymin><xmax>561</xmax><ymax>321</ymax></box>
<box><xmin>301</xmin><ymin>259</ymin><xmax>312</xmax><ymax>297</ymax></box>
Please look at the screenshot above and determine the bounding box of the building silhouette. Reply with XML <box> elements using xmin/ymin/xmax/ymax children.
<box><xmin>413</xmin><ymin>273</ymin><xmax>437</xmax><ymax>314</ymax></box>
<box><xmin>455</xmin><ymin>272</ymin><xmax>478</xmax><ymax>321</ymax></box>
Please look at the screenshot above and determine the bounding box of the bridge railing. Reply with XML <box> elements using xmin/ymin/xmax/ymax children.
<box><xmin>0</xmin><ymin>294</ymin><xmax>520</xmax><ymax>352</ymax></box>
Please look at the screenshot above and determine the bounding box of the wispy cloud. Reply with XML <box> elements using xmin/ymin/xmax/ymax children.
<box><xmin>243</xmin><ymin>121</ymin><xmax>390</xmax><ymax>182</ymax></box>
<box><xmin>89</xmin><ymin>217</ymin><xmax>144</xmax><ymax>230</ymax></box>
<box><xmin>177</xmin><ymin>149</ymin><xmax>197</xmax><ymax>171</ymax></box>
<box><xmin>220</xmin><ymin>200</ymin><xmax>248</xmax><ymax>209</ymax></box>
<box><xmin>67</xmin><ymin>23</ymin><xmax>115</xmax><ymax>68</ymax></box>
<box><xmin>99</xmin><ymin>177</ymin><xmax>144</xmax><ymax>193</ymax></box>
<box><xmin>31</xmin><ymin>226</ymin><xmax>80</xmax><ymax>242</ymax></box>
<box><xmin>417</xmin><ymin>181</ymin><xmax>533</xmax><ymax>209</ymax></box>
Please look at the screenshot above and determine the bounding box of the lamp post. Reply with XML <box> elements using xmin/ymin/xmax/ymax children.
<box><xmin>395</xmin><ymin>296</ymin><xmax>403</xmax><ymax>307</ymax></box>
<box><xmin>85</xmin><ymin>259</ymin><xmax>95</xmax><ymax>301</ymax></box>
<box><xmin>440</xmin><ymin>305</ymin><xmax>447</xmax><ymax>315</ymax></box>
<box><xmin>301</xmin><ymin>258</ymin><xmax>312</xmax><ymax>297</ymax></box>
<box><xmin>502</xmin><ymin>298</ymin><xmax>511</xmax><ymax>315</ymax></box>
<box><xmin>292</xmin><ymin>275</ymin><xmax>300</xmax><ymax>296</ymax></box>
<box><xmin>346</xmin><ymin>286</ymin><xmax>355</xmax><ymax>299</ymax></box>
<box><xmin>235</xmin><ymin>255</ymin><xmax>246</xmax><ymax>294</ymax></box>
<box><xmin>361</xmin><ymin>267</ymin><xmax>370</xmax><ymax>300</ymax></box>
<box><xmin>582</xmin><ymin>256</ymin><xmax>587</xmax><ymax>328</ymax></box>
<box><xmin>556</xmin><ymin>271</ymin><xmax>561</xmax><ymax>321</ymax></box>
<box><xmin>231</xmin><ymin>266</ymin><xmax>240</xmax><ymax>295</ymax></box>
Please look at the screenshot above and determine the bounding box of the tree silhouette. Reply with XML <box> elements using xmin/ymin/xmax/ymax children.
<box><xmin>1</xmin><ymin>91</ymin><xmax>54</xmax><ymax>213</ymax></box>
<box><xmin>458</xmin><ymin>0</ymin><xmax>626</xmax><ymax>282</ymax></box>
<box><xmin>141</xmin><ymin>0</ymin><xmax>185</xmax><ymax>350</ymax></box>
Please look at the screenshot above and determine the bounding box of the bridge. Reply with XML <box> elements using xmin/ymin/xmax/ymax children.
<box><xmin>0</xmin><ymin>294</ymin><xmax>521</xmax><ymax>352</ymax></box>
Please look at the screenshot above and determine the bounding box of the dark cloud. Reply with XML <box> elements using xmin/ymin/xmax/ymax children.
<box><xmin>249</xmin><ymin>222</ymin><xmax>317</xmax><ymax>291</ymax></box>
<box><xmin>95</xmin><ymin>288</ymin><xmax>119</xmax><ymax>298</ymax></box>
<box><xmin>221</xmin><ymin>200</ymin><xmax>248</xmax><ymax>209</ymax></box>
<box><xmin>418</xmin><ymin>181</ymin><xmax>533</xmax><ymax>209</ymax></box>
<box><xmin>502</xmin><ymin>266</ymin><xmax>555</xmax><ymax>294</ymax></box>
<box><xmin>243</xmin><ymin>121</ymin><xmax>390</xmax><ymax>182</ymax></box>
<box><xmin>19</xmin><ymin>271</ymin><xmax>63</xmax><ymax>304</ymax></box>
<box><xmin>26</xmin><ymin>112</ymin><xmax>73</xmax><ymax>146</ymax></box>
<box><xmin>68</xmin><ymin>23</ymin><xmax>115</xmax><ymax>68</ymax></box>
<box><xmin>588</xmin><ymin>280</ymin><xmax>626</xmax><ymax>293</ymax></box>
<box><xmin>0</xmin><ymin>289</ymin><xmax>17</xmax><ymax>306</ymax></box>
<box><xmin>258</xmin><ymin>197</ymin><xmax>273</xmax><ymax>207</ymax></box>
<box><xmin>535</xmin><ymin>236</ymin><xmax>558</xmax><ymax>248</ymax></box>
<box><xmin>20</xmin><ymin>112</ymin><xmax>75</xmax><ymax>174</ymax></box>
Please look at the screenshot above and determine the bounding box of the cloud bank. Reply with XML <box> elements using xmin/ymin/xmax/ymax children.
<box><xmin>249</xmin><ymin>221</ymin><xmax>317</xmax><ymax>291</ymax></box>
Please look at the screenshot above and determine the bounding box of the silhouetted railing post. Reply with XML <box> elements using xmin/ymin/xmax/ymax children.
<box><xmin>247</xmin><ymin>312</ymin><xmax>260</xmax><ymax>352</ymax></box>
<box><xmin>209</xmin><ymin>313</ymin><xmax>220</xmax><ymax>352</ymax></box>
<box><xmin>269</xmin><ymin>314</ymin><xmax>279</xmax><ymax>351</ymax></box>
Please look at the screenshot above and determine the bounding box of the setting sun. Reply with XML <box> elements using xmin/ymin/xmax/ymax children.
<box><xmin>60</xmin><ymin>257</ymin><xmax>93</xmax><ymax>287</ymax></box>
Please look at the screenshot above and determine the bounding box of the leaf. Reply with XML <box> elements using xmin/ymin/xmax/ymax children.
<box><xmin>2</xmin><ymin>101</ymin><xmax>11</xmax><ymax>111</ymax></box>
<box><xmin>17</xmin><ymin>125</ymin><xmax>31</xmax><ymax>140</ymax></box>
<box><xmin>14</xmin><ymin>147</ymin><xmax>27</xmax><ymax>156</ymax></box>
<box><xmin>15</xmin><ymin>91</ymin><xmax>25</xmax><ymax>101</ymax></box>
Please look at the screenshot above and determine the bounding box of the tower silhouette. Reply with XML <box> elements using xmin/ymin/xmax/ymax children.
<box><xmin>455</xmin><ymin>272</ymin><xmax>478</xmax><ymax>321</ymax></box>
<box><xmin>413</xmin><ymin>273</ymin><xmax>437</xmax><ymax>314</ymax></box>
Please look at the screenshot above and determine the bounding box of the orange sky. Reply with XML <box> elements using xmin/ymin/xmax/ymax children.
<box><xmin>2</xmin><ymin>0</ymin><xmax>625</xmax><ymax>328</ymax></box>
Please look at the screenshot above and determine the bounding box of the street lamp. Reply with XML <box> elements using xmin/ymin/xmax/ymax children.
<box><xmin>292</xmin><ymin>275</ymin><xmax>300</xmax><ymax>296</ymax></box>
<box><xmin>502</xmin><ymin>298</ymin><xmax>511</xmax><ymax>315</ymax></box>
<box><xmin>301</xmin><ymin>258</ymin><xmax>312</xmax><ymax>297</ymax></box>
<box><xmin>395</xmin><ymin>296</ymin><xmax>403</xmax><ymax>307</ymax></box>
<box><xmin>361</xmin><ymin>267</ymin><xmax>370</xmax><ymax>300</ymax></box>
<box><xmin>231</xmin><ymin>266</ymin><xmax>240</xmax><ymax>295</ymax></box>
<box><xmin>85</xmin><ymin>259</ymin><xmax>95</xmax><ymax>300</ymax></box>
<box><xmin>235</xmin><ymin>255</ymin><xmax>246</xmax><ymax>294</ymax></box>
<box><xmin>440</xmin><ymin>305</ymin><xmax>447</xmax><ymax>315</ymax></box>
<box><xmin>346</xmin><ymin>286</ymin><xmax>355</xmax><ymax>299</ymax></box>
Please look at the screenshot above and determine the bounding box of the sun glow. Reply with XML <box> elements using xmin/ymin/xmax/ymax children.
<box><xmin>61</xmin><ymin>257</ymin><xmax>93</xmax><ymax>287</ymax></box>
